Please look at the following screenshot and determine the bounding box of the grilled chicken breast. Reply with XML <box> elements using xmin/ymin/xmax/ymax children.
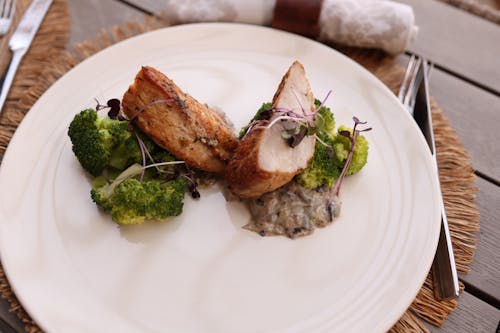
<box><xmin>122</xmin><ymin>66</ymin><xmax>238</xmax><ymax>173</ymax></box>
<box><xmin>226</xmin><ymin>61</ymin><xmax>316</xmax><ymax>198</ymax></box>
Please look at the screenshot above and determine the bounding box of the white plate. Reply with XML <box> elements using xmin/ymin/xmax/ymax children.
<box><xmin>0</xmin><ymin>23</ymin><xmax>440</xmax><ymax>333</ymax></box>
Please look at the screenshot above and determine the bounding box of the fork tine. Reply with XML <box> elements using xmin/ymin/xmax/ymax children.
<box><xmin>403</xmin><ymin>56</ymin><xmax>423</xmax><ymax>110</ymax></box>
<box><xmin>398</xmin><ymin>54</ymin><xmax>416</xmax><ymax>102</ymax></box>
<box><xmin>4</xmin><ymin>0</ymin><xmax>10</xmax><ymax>17</ymax></box>
<box><xmin>7</xmin><ymin>0</ymin><xmax>14</xmax><ymax>18</ymax></box>
<box><xmin>1</xmin><ymin>0</ymin><xmax>9</xmax><ymax>17</ymax></box>
<box><xmin>0</xmin><ymin>0</ymin><xmax>14</xmax><ymax>36</ymax></box>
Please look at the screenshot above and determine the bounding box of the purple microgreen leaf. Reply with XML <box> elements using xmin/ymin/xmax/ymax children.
<box><xmin>107</xmin><ymin>98</ymin><xmax>121</xmax><ymax>119</ymax></box>
<box><xmin>107</xmin><ymin>108</ymin><xmax>119</xmax><ymax>119</ymax></box>
<box><xmin>107</xmin><ymin>98</ymin><xmax>120</xmax><ymax>109</ymax></box>
<box><xmin>352</xmin><ymin>116</ymin><xmax>366</xmax><ymax>124</ymax></box>
<box><xmin>339</xmin><ymin>130</ymin><xmax>351</xmax><ymax>138</ymax></box>
<box><xmin>190</xmin><ymin>188</ymin><xmax>201</xmax><ymax>199</ymax></box>
<box><xmin>180</xmin><ymin>168</ymin><xmax>201</xmax><ymax>199</ymax></box>
<box><xmin>359</xmin><ymin>127</ymin><xmax>372</xmax><ymax>133</ymax></box>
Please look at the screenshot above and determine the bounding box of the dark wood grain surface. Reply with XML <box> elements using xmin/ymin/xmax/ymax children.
<box><xmin>400</xmin><ymin>0</ymin><xmax>500</xmax><ymax>94</ymax></box>
<box><xmin>0</xmin><ymin>0</ymin><xmax>498</xmax><ymax>332</ymax></box>
<box><xmin>429</xmin><ymin>69</ymin><xmax>500</xmax><ymax>181</ymax></box>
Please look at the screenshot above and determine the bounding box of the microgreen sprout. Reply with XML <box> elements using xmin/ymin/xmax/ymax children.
<box><xmin>241</xmin><ymin>90</ymin><xmax>333</xmax><ymax>148</ymax></box>
<box><xmin>94</xmin><ymin>98</ymin><xmax>108</xmax><ymax>112</ymax></box>
<box><xmin>132</xmin><ymin>130</ymin><xmax>196</xmax><ymax>198</ymax></box>
<box><xmin>179</xmin><ymin>167</ymin><xmax>201</xmax><ymax>199</ymax></box>
<box><xmin>107</xmin><ymin>99</ymin><xmax>121</xmax><ymax>119</ymax></box>
<box><xmin>315</xmin><ymin>90</ymin><xmax>332</xmax><ymax>115</ymax></box>
<box><xmin>313</xmin><ymin>133</ymin><xmax>334</xmax><ymax>151</ymax></box>
<box><xmin>327</xmin><ymin>116</ymin><xmax>372</xmax><ymax>220</ymax></box>
<box><xmin>143</xmin><ymin>160</ymin><xmax>186</xmax><ymax>170</ymax></box>
<box><xmin>94</xmin><ymin>98</ymin><xmax>122</xmax><ymax>119</ymax></box>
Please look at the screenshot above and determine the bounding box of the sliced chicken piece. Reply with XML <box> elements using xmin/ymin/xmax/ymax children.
<box><xmin>226</xmin><ymin>61</ymin><xmax>316</xmax><ymax>198</ymax></box>
<box><xmin>122</xmin><ymin>66</ymin><xmax>238</xmax><ymax>174</ymax></box>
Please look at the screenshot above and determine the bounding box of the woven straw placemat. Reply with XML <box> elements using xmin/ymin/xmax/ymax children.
<box><xmin>0</xmin><ymin>2</ymin><xmax>479</xmax><ymax>332</ymax></box>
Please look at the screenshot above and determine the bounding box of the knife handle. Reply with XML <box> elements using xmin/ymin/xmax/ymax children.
<box><xmin>432</xmin><ymin>180</ymin><xmax>460</xmax><ymax>300</ymax></box>
<box><xmin>0</xmin><ymin>49</ymin><xmax>26</xmax><ymax>114</ymax></box>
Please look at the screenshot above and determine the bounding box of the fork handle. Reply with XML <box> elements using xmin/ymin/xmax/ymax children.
<box><xmin>0</xmin><ymin>48</ymin><xmax>26</xmax><ymax>114</ymax></box>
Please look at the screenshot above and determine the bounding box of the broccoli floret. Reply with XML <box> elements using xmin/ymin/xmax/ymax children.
<box><xmin>109</xmin><ymin>178</ymin><xmax>186</xmax><ymax>224</ymax></box>
<box><xmin>296</xmin><ymin>133</ymin><xmax>340</xmax><ymax>189</ymax></box>
<box><xmin>295</xmin><ymin>102</ymin><xmax>338</xmax><ymax>189</ymax></box>
<box><xmin>91</xmin><ymin>164</ymin><xmax>187</xmax><ymax>225</ymax></box>
<box><xmin>68</xmin><ymin>109</ymin><xmax>135</xmax><ymax>176</ymax></box>
<box><xmin>296</xmin><ymin>107</ymin><xmax>369</xmax><ymax>188</ymax></box>
<box><xmin>314</xmin><ymin>99</ymin><xmax>335</xmax><ymax>140</ymax></box>
<box><xmin>68</xmin><ymin>109</ymin><xmax>168</xmax><ymax>176</ymax></box>
<box><xmin>332</xmin><ymin>125</ymin><xmax>369</xmax><ymax>176</ymax></box>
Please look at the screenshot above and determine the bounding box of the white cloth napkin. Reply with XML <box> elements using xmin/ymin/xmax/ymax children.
<box><xmin>161</xmin><ymin>0</ymin><xmax>418</xmax><ymax>55</ymax></box>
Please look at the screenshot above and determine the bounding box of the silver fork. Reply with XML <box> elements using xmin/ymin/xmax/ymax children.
<box><xmin>399</xmin><ymin>55</ymin><xmax>460</xmax><ymax>301</ymax></box>
<box><xmin>0</xmin><ymin>0</ymin><xmax>15</xmax><ymax>36</ymax></box>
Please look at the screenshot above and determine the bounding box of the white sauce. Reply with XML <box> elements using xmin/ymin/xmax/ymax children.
<box><xmin>245</xmin><ymin>181</ymin><xmax>341</xmax><ymax>239</ymax></box>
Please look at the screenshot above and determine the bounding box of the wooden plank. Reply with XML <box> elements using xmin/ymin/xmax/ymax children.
<box><xmin>397</xmin><ymin>0</ymin><xmax>500</xmax><ymax>94</ymax></box>
<box><xmin>459</xmin><ymin>177</ymin><xmax>500</xmax><ymax>304</ymax></box>
<box><xmin>67</xmin><ymin>0</ymin><xmax>145</xmax><ymax>45</ymax></box>
<box><xmin>426</xmin><ymin>292</ymin><xmax>500</xmax><ymax>332</ymax></box>
<box><xmin>429</xmin><ymin>66</ymin><xmax>500</xmax><ymax>181</ymax></box>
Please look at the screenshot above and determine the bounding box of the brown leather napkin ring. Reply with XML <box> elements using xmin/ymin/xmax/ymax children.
<box><xmin>272</xmin><ymin>0</ymin><xmax>324</xmax><ymax>39</ymax></box>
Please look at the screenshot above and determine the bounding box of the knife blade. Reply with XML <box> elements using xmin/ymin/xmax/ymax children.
<box><xmin>413</xmin><ymin>60</ymin><xmax>460</xmax><ymax>300</ymax></box>
<box><xmin>0</xmin><ymin>0</ymin><xmax>53</xmax><ymax>114</ymax></box>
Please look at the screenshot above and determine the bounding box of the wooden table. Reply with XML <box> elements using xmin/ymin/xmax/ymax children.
<box><xmin>0</xmin><ymin>1</ymin><xmax>499</xmax><ymax>332</ymax></box>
